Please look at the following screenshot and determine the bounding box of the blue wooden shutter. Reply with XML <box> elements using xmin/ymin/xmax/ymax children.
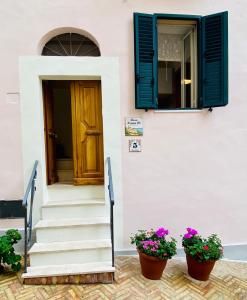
<box><xmin>134</xmin><ymin>13</ymin><xmax>157</xmax><ymax>109</ymax></box>
<box><xmin>201</xmin><ymin>12</ymin><xmax>228</xmax><ymax>108</ymax></box>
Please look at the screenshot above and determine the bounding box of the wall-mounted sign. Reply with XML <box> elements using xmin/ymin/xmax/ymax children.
<box><xmin>6</xmin><ymin>93</ymin><xmax>19</xmax><ymax>104</ymax></box>
<box><xmin>125</xmin><ymin>117</ymin><xmax>143</xmax><ymax>136</ymax></box>
<box><xmin>129</xmin><ymin>139</ymin><xmax>141</xmax><ymax>152</ymax></box>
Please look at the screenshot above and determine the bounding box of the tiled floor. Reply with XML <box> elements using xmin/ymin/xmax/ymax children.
<box><xmin>0</xmin><ymin>256</ymin><xmax>247</xmax><ymax>299</ymax></box>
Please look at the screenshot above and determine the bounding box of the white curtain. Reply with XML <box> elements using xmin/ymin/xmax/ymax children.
<box><xmin>158</xmin><ymin>33</ymin><xmax>182</xmax><ymax>62</ymax></box>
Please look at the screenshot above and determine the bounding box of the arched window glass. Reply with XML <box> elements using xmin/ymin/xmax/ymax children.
<box><xmin>42</xmin><ymin>33</ymin><xmax>100</xmax><ymax>56</ymax></box>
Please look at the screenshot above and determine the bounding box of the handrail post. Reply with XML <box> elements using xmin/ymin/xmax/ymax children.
<box><xmin>24</xmin><ymin>208</ymin><xmax>28</xmax><ymax>273</ymax></box>
<box><xmin>107</xmin><ymin>157</ymin><xmax>115</xmax><ymax>276</ymax></box>
<box><xmin>28</xmin><ymin>170</ymin><xmax>36</xmax><ymax>246</ymax></box>
<box><xmin>110</xmin><ymin>204</ymin><xmax>114</xmax><ymax>267</ymax></box>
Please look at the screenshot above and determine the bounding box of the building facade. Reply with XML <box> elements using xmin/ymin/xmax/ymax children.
<box><xmin>0</xmin><ymin>0</ymin><xmax>246</xmax><ymax>280</ymax></box>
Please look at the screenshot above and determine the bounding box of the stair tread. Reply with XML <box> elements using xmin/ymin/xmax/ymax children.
<box><xmin>22</xmin><ymin>262</ymin><xmax>115</xmax><ymax>278</ymax></box>
<box><xmin>29</xmin><ymin>239</ymin><xmax>112</xmax><ymax>253</ymax></box>
<box><xmin>35</xmin><ymin>217</ymin><xmax>110</xmax><ymax>229</ymax></box>
<box><xmin>42</xmin><ymin>199</ymin><xmax>105</xmax><ymax>207</ymax></box>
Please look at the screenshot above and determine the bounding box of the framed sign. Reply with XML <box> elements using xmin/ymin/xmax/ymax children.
<box><xmin>125</xmin><ymin>117</ymin><xmax>143</xmax><ymax>136</ymax></box>
<box><xmin>129</xmin><ymin>139</ymin><xmax>141</xmax><ymax>152</ymax></box>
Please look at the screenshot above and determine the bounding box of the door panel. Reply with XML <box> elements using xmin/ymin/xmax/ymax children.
<box><xmin>71</xmin><ymin>81</ymin><xmax>104</xmax><ymax>185</ymax></box>
<box><xmin>43</xmin><ymin>81</ymin><xmax>57</xmax><ymax>184</ymax></box>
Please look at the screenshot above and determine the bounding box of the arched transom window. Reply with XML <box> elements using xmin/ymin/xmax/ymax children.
<box><xmin>42</xmin><ymin>33</ymin><xmax>100</xmax><ymax>56</ymax></box>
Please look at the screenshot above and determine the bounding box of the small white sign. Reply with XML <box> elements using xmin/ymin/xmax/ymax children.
<box><xmin>125</xmin><ymin>117</ymin><xmax>143</xmax><ymax>136</ymax></box>
<box><xmin>6</xmin><ymin>93</ymin><xmax>19</xmax><ymax>104</ymax></box>
<box><xmin>129</xmin><ymin>139</ymin><xmax>141</xmax><ymax>152</ymax></box>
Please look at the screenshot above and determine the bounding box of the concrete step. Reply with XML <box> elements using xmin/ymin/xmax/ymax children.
<box><xmin>22</xmin><ymin>261</ymin><xmax>115</xmax><ymax>278</ymax></box>
<box><xmin>47</xmin><ymin>184</ymin><xmax>105</xmax><ymax>202</ymax></box>
<box><xmin>35</xmin><ymin>217</ymin><xmax>110</xmax><ymax>242</ymax></box>
<box><xmin>42</xmin><ymin>200</ymin><xmax>107</xmax><ymax>219</ymax></box>
<box><xmin>56</xmin><ymin>159</ymin><xmax>73</xmax><ymax>170</ymax></box>
<box><xmin>29</xmin><ymin>240</ymin><xmax>112</xmax><ymax>267</ymax></box>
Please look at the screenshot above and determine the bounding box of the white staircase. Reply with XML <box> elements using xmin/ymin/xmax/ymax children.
<box><xmin>22</xmin><ymin>185</ymin><xmax>114</xmax><ymax>284</ymax></box>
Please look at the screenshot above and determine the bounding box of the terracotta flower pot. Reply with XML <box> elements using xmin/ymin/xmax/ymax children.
<box><xmin>138</xmin><ymin>250</ymin><xmax>167</xmax><ymax>280</ymax></box>
<box><xmin>186</xmin><ymin>254</ymin><xmax>216</xmax><ymax>281</ymax></box>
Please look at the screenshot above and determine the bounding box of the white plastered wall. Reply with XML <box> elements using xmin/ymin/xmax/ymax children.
<box><xmin>19</xmin><ymin>56</ymin><xmax>123</xmax><ymax>249</ymax></box>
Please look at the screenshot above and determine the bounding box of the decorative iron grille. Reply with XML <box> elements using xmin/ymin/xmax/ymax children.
<box><xmin>42</xmin><ymin>33</ymin><xmax>100</xmax><ymax>56</ymax></box>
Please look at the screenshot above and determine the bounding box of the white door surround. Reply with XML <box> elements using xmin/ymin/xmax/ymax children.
<box><xmin>19</xmin><ymin>56</ymin><xmax>123</xmax><ymax>249</ymax></box>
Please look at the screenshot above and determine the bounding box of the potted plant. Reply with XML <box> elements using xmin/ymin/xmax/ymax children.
<box><xmin>182</xmin><ymin>227</ymin><xmax>223</xmax><ymax>281</ymax></box>
<box><xmin>131</xmin><ymin>227</ymin><xmax>177</xmax><ymax>280</ymax></box>
<box><xmin>0</xmin><ymin>229</ymin><xmax>22</xmax><ymax>273</ymax></box>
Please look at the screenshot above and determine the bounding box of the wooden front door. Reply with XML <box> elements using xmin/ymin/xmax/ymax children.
<box><xmin>71</xmin><ymin>81</ymin><xmax>104</xmax><ymax>185</ymax></box>
<box><xmin>43</xmin><ymin>81</ymin><xmax>57</xmax><ymax>184</ymax></box>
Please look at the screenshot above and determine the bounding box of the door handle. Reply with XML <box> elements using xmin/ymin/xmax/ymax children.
<box><xmin>86</xmin><ymin>130</ymin><xmax>101</xmax><ymax>136</ymax></box>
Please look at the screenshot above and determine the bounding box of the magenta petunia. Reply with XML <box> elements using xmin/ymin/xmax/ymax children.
<box><xmin>155</xmin><ymin>227</ymin><xmax>169</xmax><ymax>238</ymax></box>
<box><xmin>183</xmin><ymin>233</ymin><xmax>192</xmax><ymax>239</ymax></box>
<box><xmin>186</xmin><ymin>227</ymin><xmax>198</xmax><ymax>236</ymax></box>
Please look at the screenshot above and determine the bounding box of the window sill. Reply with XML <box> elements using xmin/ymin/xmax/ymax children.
<box><xmin>154</xmin><ymin>109</ymin><xmax>203</xmax><ymax>113</ymax></box>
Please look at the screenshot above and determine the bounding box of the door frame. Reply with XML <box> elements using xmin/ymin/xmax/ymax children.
<box><xmin>43</xmin><ymin>80</ymin><xmax>58</xmax><ymax>185</ymax></box>
<box><xmin>19</xmin><ymin>56</ymin><xmax>123</xmax><ymax>249</ymax></box>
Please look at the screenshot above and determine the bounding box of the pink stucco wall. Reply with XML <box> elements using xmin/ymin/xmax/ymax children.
<box><xmin>0</xmin><ymin>0</ymin><xmax>247</xmax><ymax>247</ymax></box>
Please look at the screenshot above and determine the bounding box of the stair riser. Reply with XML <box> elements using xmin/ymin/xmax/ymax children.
<box><xmin>57</xmin><ymin>170</ymin><xmax>73</xmax><ymax>182</ymax></box>
<box><xmin>36</xmin><ymin>225</ymin><xmax>110</xmax><ymax>243</ymax></box>
<box><xmin>56</xmin><ymin>159</ymin><xmax>73</xmax><ymax>170</ymax></box>
<box><xmin>48</xmin><ymin>186</ymin><xmax>104</xmax><ymax>202</ymax></box>
<box><xmin>30</xmin><ymin>248</ymin><xmax>112</xmax><ymax>267</ymax></box>
<box><xmin>42</xmin><ymin>205</ymin><xmax>107</xmax><ymax>220</ymax></box>
<box><xmin>23</xmin><ymin>272</ymin><xmax>114</xmax><ymax>284</ymax></box>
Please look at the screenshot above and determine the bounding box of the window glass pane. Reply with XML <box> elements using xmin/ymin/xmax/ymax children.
<box><xmin>158</xmin><ymin>61</ymin><xmax>181</xmax><ymax>109</ymax></box>
<box><xmin>157</xmin><ymin>21</ymin><xmax>197</xmax><ymax>109</ymax></box>
<box><xmin>184</xmin><ymin>34</ymin><xmax>191</xmax><ymax>108</ymax></box>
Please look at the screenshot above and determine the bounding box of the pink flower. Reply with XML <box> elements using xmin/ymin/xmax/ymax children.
<box><xmin>203</xmin><ymin>245</ymin><xmax>209</xmax><ymax>251</ymax></box>
<box><xmin>183</xmin><ymin>233</ymin><xmax>192</xmax><ymax>239</ymax></box>
<box><xmin>156</xmin><ymin>227</ymin><xmax>169</xmax><ymax>238</ymax></box>
<box><xmin>141</xmin><ymin>240</ymin><xmax>160</xmax><ymax>251</ymax></box>
<box><xmin>186</xmin><ymin>227</ymin><xmax>198</xmax><ymax>236</ymax></box>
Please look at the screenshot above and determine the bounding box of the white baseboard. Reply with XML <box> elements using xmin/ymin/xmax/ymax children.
<box><xmin>115</xmin><ymin>244</ymin><xmax>247</xmax><ymax>262</ymax></box>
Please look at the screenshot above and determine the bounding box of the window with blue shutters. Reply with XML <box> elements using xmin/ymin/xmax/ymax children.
<box><xmin>134</xmin><ymin>12</ymin><xmax>228</xmax><ymax>110</ymax></box>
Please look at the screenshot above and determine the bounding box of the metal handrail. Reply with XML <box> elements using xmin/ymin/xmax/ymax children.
<box><xmin>22</xmin><ymin>160</ymin><xmax>38</xmax><ymax>273</ymax></box>
<box><xmin>107</xmin><ymin>157</ymin><xmax>114</xmax><ymax>205</ymax></box>
<box><xmin>107</xmin><ymin>157</ymin><xmax>115</xmax><ymax>269</ymax></box>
